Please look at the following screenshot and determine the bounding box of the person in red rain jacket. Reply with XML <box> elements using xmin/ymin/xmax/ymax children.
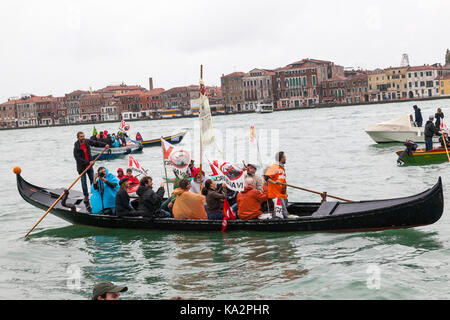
<box><xmin>117</xmin><ymin>168</ymin><xmax>126</xmax><ymax>180</ymax></box>
<box><xmin>125</xmin><ymin>168</ymin><xmax>140</xmax><ymax>186</ymax></box>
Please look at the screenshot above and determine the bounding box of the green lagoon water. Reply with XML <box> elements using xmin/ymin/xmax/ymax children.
<box><xmin>1</xmin><ymin>99</ymin><xmax>450</xmax><ymax>300</ymax></box>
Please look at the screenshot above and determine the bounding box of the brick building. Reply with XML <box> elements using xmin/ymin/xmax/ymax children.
<box><xmin>221</xmin><ymin>72</ymin><xmax>247</xmax><ymax>112</ymax></box>
<box><xmin>0</xmin><ymin>99</ymin><xmax>18</xmax><ymax>128</ymax></box>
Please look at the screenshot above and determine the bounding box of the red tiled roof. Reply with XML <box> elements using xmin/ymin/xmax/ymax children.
<box><xmin>437</xmin><ymin>74</ymin><xmax>450</xmax><ymax>80</ymax></box>
<box><xmin>408</xmin><ymin>65</ymin><xmax>442</xmax><ymax>71</ymax></box>
<box><xmin>222</xmin><ymin>72</ymin><xmax>248</xmax><ymax>78</ymax></box>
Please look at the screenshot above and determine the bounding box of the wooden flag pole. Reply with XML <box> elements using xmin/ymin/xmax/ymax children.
<box><xmin>199</xmin><ymin>65</ymin><xmax>204</xmax><ymax>191</ymax></box>
<box><xmin>161</xmin><ymin>137</ymin><xmax>171</xmax><ymax>197</ymax></box>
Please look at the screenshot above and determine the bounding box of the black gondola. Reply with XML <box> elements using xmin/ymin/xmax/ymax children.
<box><xmin>16</xmin><ymin>173</ymin><xmax>444</xmax><ymax>233</ymax></box>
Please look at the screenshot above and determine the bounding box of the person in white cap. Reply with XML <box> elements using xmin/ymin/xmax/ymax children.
<box><xmin>439</xmin><ymin>130</ymin><xmax>450</xmax><ymax>149</ymax></box>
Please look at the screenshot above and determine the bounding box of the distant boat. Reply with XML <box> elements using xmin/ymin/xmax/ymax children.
<box><xmin>139</xmin><ymin>131</ymin><xmax>187</xmax><ymax>148</ymax></box>
<box><xmin>365</xmin><ymin>114</ymin><xmax>439</xmax><ymax>144</ymax></box>
<box><xmin>91</xmin><ymin>143</ymin><xmax>143</xmax><ymax>160</ymax></box>
<box><xmin>255</xmin><ymin>104</ymin><xmax>274</xmax><ymax>113</ymax></box>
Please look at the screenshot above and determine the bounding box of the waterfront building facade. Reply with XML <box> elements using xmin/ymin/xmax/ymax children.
<box><xmin>242</xmin><ymin>69</ymin><xmax>276</xmax><ymax>111</ymax></box>
<box><xmin>221</xmin><ymin>72</ymin><xmax>247</xmax><ymax>112</ymax></box>
<box><xmin>407</xmin><ymin>65</ymin><xmax>443</xmax><ymax>99</ymax></box>
<box><xmin>0</xmin><ymin>99</ymin><xmax>17</xmax><ymax>128</ymax></box>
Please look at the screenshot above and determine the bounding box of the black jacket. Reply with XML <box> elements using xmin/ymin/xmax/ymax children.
<box><xmin>136</xmin><ymin>185</ymin><xmax>165</xmax><ymax>218</ymax></box>
<box><xmin>424</xmin><ymin>121</ymin><xmax>442</xmax><ymax>138</ymax></box>
<box><xmin>73</xmin><ymin>139</ymin><xmax>107</xmax><ymax>173</ymax></box>
<box><xmin>115</xmin><ymin>188</ymin><xmax>132</xmax><ymax>217</ymax></box>
<box><xmin>414</xmin><ymin>108</ymin><xmax>423</xmax><ymax>124</ymax></box>
<box><xmin>435</xmin><ymin>112</ymin><xmax>444</xmax><ymax>129</ymax></box>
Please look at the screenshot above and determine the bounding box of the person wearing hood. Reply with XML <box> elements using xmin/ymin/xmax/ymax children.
<box><xmin>136</xmin><ymin>176</ymin><xmax>168</xmax><ymax>218</ymax></box>
<box><xmin>190</xmin><ymin>169</ymin><xmax>208</xmax><ymax>194</ymax></box>
<box><xmin>413</xmin><ymin>105</ymin><xmax>423</xmax><ymax>127</ymax></box>
<box><xmin>112</xmin><ymin>136</ymin><xmax>121</xmax><ymax>148</ymax></box>
<box><xmin>237</xmin><ymin>177</ymin><xmax>268</xmax><ymax>220</ymax></box>
<box><xmin>172</xmin><ymin>179</ymin><xmax>208</xmax><ymax>220</ymax></box>
<box><xmin>90</xmin><ymin>167</ymin><xmax>120</xmax><ymax>215</ymax></box>
<box><xmin>435</xmin><ymin>108</ymin><xmax>444</xmax><ymax>130</ymax></box>
<box><xmin>117</xmin><ymin>168</ymin><xmax>126</xmax><ymax>180</ymax></box>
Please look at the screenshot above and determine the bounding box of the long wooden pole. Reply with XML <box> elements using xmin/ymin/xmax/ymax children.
<box><xmin>199</xmin><ymin>64</ymin><xmax>203</xmax><ymax>191</ymax></box>
<box><xmin>279</xmin><ymin>182</ymin><xmax>354</xmax><ymax>203</ymax></box>
<box><xmin>24</xmin><ymin>146</ymin><xmax>109</xmax><ymax>238</ymax></box>
<box><xmin>443</xmin><ymin>135</ymin><xmax>450</xmax><ymax>162</ymax></box>
<box><xmin>161</xmin><ymin>137</ymin><xmax>171</xmax><ymax>196</ymax></box>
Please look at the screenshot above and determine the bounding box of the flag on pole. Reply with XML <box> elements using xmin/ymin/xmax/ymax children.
<box><xmin>119</xmin><ymin>120</ymin><xmax>130</xmax><ymax>132</ymax></box>
<box><xmin>199</xmin><ymin>79</ymin><xmax>214</xmax><ymax>146</ymax></box>
<box><xmin>221</xmin><ymin>198</ymin><xmax>236</xmax><ymax>232</ymax></box>
<box><xmin>441</xmin><ymin>122</ymin><xmax>449</xmax><ymax>133</ymax></box>
<box><xmin>161</xmin><ymin>138</ymin><xmax>191</xmax><ymax>176</ymax></box>
<box><xmin>128</xmin><ymin>156</ymin><xmax>148</xmax><ymax>176</ymax></box>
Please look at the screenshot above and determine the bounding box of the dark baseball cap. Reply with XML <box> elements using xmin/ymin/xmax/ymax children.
<box><xmin>247</xmin><ymin>163</ymin><xmax>257</xmax><ymax>169</ymax></box>
<box><xmin>119</xmin><ymin>177</ymin><xmax>129</xmax><ymax>185</ymax></box>
<box><xmin>91</xmin><ymin>281</ymin><xmax>128</xmax><ymax>300</ymax></box>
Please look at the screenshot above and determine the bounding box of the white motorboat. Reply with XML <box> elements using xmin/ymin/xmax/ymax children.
<box><xmin>365</xmin><ymin>114</ymin><xmax>439</xmax><ymax>144</ymax></box>
<box><xmin>256</xmin><ymin>104</ymin><xmax>274</xmax><ymax>113</ymax></box>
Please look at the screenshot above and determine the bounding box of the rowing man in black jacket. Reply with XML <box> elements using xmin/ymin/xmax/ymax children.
<box><xmin>73</xmin><ymin>132</ymin><xmax>109</xmax><ymax>206</ymax></box>
<box><xmin>424</xmin><ymin>115</ymin><xmax>442</xmax><ymax>151</ymax></box>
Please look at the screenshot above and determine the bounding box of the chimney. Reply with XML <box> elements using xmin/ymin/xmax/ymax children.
<box><xmin>149</xmin><ymin>77</ymin><xmax>154</xmax><ymax>91</ymax></box>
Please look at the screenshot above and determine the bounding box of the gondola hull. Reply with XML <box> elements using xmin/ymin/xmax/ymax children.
<box><xmin>16</xmin><ymin>174</ymin><xmax>444</xmax><ymax>233</ymax></box>
<box><xmin>140</xmin><ymin>132</ymin><xmax>186</xmax><ymax>148</ymax></box>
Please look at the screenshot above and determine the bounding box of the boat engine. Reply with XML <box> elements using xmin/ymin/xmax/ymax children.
<box><xmin>397</xmin><ymin>140</ymin><xmax>418</xmax><ymax>165</ymax></box>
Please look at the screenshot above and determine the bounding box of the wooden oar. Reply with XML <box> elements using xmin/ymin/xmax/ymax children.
<box><xmin>24</xmin><ymin>146</ymin><xmax>109</xmax><ymax>238</ymax></box>
<box><xmin>442</xmin><ymin>135</ymin><xmax>450</xmax><ymax>163</ymax></box>
<box><xmin>279</xmin><ymin>182</ymin><xmax>354</xmax><ymax>203</ymax></box>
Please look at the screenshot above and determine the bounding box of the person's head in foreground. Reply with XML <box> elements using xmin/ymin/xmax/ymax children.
<box><xmin>92</xmin><ymin>281</ymin><xmax>128</xmax><ymax>300</ymax></box>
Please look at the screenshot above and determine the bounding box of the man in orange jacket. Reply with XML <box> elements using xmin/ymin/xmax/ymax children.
<box><xmin>264</xmin><ymin>151</ymin><xmax>288</xmax><ymax>219</ymax></box>
<box><xmin>237</xmin><ymin>177</ymin><xmax>268</xmax><ymax>220</ymax></box>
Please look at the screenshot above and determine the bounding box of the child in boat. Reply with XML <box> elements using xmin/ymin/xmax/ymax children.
<box><xmin>172</xmin><ymin>179</ymin><xmax>208</xmax><ymax>220</ymax></box>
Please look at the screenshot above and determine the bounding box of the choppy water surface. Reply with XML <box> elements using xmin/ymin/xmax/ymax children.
<box><xmin>1</xmin><ymin>99</ymin><xmax>450</xmax><ymax>300</ymax></box>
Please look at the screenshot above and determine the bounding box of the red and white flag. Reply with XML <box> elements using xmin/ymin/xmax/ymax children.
<box><xmin>161</xmin><ymin>139</ymin><xmax>191</xmax><ymax>176</ymax></box>
<box><xmin>221</xmin><ymin>199</ymin><xmax>236</xmax><ymax>232</ymax></box>
<box><xmin>441</xmin><ymin>122</ymin><xmax>449</xmax><ymax>133</ymax></box>
<box><xmin>128</xmin><ymin>156</ymin><xmax>148</xmax><ymax>176</ymax></box>
<box><xmin>208</xmin><ymin>160</ymin><xmax>245</xmax><ymax>192</ymax></box>
<box><xmin>119</xmin><ymin>120</ymin><xmax>130</xmax><ymax>132</ymax></box>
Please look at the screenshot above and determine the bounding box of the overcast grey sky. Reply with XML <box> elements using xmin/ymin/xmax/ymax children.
<box><xmin>0</xmin><ymin>0</ymin><xmax>449</xmax><ymax>102</ymax></box>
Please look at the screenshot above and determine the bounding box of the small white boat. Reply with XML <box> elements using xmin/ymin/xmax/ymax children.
<box><xmin>365</xmin><ymin>114</ymin><xmax>439</xmax><ymax>144</ymax></box>
<box><xmin>256</xmin><ymin>104</ymin><xmax>274</xmax><ymax>113</ymax></box>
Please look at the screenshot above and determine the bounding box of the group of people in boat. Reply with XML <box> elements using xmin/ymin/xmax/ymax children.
<box><xmin>74</xmin><ymin>131</ymin><xmax>290</xmax><ymax>220</ymax></box>
<box><xmin>412</xmin><ymin>106</ymin><xmax>448</xmax><ymax>151</ymax></box>
<box><xmin>89</xmin><ymin>130</ymin><xmax>131</xmax><ymax>148</ymax></box>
